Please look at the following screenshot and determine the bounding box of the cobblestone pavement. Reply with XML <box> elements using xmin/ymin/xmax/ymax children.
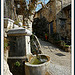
<box><xmin>39</xmin><ymin>39</ymin><xmax>71</xmax><ymax>75</ymax></box>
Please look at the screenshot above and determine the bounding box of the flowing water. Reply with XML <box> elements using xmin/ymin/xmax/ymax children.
<box><xmin>30</xmin><ymin>35</ymin><xmax>48</xmax><ymax>65</ymax></box>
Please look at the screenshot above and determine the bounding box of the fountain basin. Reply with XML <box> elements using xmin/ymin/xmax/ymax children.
<box><xmin>25</xmin><ymin>54</ymin><xmax>50</xmax><ymax>75</ymax></box>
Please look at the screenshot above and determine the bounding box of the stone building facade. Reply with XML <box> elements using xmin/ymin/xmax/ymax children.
<box><xmin>34</xmin><ymin>0</ymin><xmax>71</xmax><ymax>42</ymax></box>
<box><xmin>56</xmin><ymin>0</ymin><xmax>71</xmax><ymax>41</ymax></box>
<box><xmin>34</xmin><ymin>0</ymin><xmax>56</xmax><ymax>39</ymax></box>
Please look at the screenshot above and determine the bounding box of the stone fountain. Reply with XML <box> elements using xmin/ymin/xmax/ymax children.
<box><xmin>7</xmin><ymin>27</ymin><xmax>50</xmax><ymax>75</ymax></box>
<box><xmin>7</xmin><ymin>27</ymin><xmax>32</xmax><ymax>75</ymax></box>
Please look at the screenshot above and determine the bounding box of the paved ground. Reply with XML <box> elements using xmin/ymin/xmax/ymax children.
<box><xmin>39</xmin><ymin>39</ymin><xmax>71</xmax><ymax>75</ymax></box>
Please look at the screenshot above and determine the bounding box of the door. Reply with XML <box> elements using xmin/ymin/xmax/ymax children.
<box><xmin>50</xmin><ymin>21</ymin><xmax>53</xmax><ymax>34</ymax></box>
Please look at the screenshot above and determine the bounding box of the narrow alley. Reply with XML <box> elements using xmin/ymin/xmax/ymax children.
<box><xmin>39</xmin><ymin>39</ymin><xmax>71</xmax><ymax>75</ymax></box>
<box><xmin>3</xmin><ymin>0</ymin><xmax>72</xmax><ymax>75</ymax></box>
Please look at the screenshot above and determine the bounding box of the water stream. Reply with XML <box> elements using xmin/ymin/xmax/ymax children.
<box><xmin>30</xmin><ymin>35</ymin><xmax>48</xmax><ymax>65</ymax></box>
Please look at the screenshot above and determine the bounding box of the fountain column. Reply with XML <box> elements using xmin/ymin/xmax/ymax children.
<box><xmin>7</xmin><ymin>27</ymin><xmax>32</xmax><ymax>75</ymax></box>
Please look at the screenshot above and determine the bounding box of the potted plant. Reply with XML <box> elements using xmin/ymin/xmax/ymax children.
<box><xmin>64</xmin><ymin>45</ymin><xmax>71</xmax><ymax>52</ymax></box>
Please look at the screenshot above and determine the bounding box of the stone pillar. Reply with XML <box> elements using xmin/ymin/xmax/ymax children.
<box><xmin>7</xmin><ymin>27</ymin><xmax>32</xmax><ymax>75</ymax></box>
<box><xmin>25</xmin><ymin>36</ymin><xmax>31</xmax><ymax>55</ymax></box>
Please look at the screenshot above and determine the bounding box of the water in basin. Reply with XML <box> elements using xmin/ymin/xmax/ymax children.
<box><xmin>29</xmin><ymin>55</ymin><xmax>48</xmax><ymax>65</ymax></box>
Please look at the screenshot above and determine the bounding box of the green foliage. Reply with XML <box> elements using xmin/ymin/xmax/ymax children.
<box><xmin>4</xmin><ymin>43</ymin><xmax>8</xmax><ymax>49</ymax></box>
<box><xmin>63</xmin><ymin>42</ymin><xmax>70</xmax><ymax>47</ymax></box>
<box><xmin>64</xmin><ymin>45</ymin><xmax>70</xmax><ymax>47</ymax></box>
<box><xmin>32</xmin><ymin>49</ymin><xmax>35</xmax><ymax>52</ymax></box>
<box><xmin>14</xmin><ymin>61</ymin><xmax>21</xmax><ymax>67</ymax></box>
<box><xmin>4</xmin><ymin>38</ymin><xmax>9</xmax><ymax>51</ymax></box>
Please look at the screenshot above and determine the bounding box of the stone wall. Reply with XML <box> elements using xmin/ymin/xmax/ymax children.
<box><xmin>4</xmin><ymin>59</ymin><xmax>13</xmax><ymax>75</ymax></box>
<box><xmin>62</xmin><ymin>0</ymin><xmax>71</xmax><ymax>8</ymax></box>
<box><xmin>34</xmin><ymin>0</ymin><xmax>71</xmax><ymax>41</ymax></box>
<box><xmin>56</xmin><ymin>4</ymin><xmax>71</xmax><ymax>40</ymax></box>
<box><xmin>56</xmin><ymin>0</ymin><xmax>71</xmax><ymax>14</ymax></box>
<box><xmin>35</xmin><ymin>0</ymin><xmax>56</xmax><ymax>22</ymax></box>
<box><xmin>56</xmin><ymin>0</ymin><xmax>61</xmax><ymax>14</ymax></box>
<box><xmin>34</xmin><ymin>0</ymin><xmax>56</xmax><ymax>37</ymax></box>
<box><xmin>4</xmin><ymin>0</ymin><xmax>17</xmax><ymax>20</ymax></box>
<box><xmin>4</xmin><ymin>49</ymin><xmax>13</xmax><ymax>75</ymax></box>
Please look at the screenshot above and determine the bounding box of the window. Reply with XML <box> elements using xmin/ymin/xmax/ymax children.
<box><xmin>50</xmin><ymin>21</ymin><xmax>53</xmax><ymax>34</ymax></box>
